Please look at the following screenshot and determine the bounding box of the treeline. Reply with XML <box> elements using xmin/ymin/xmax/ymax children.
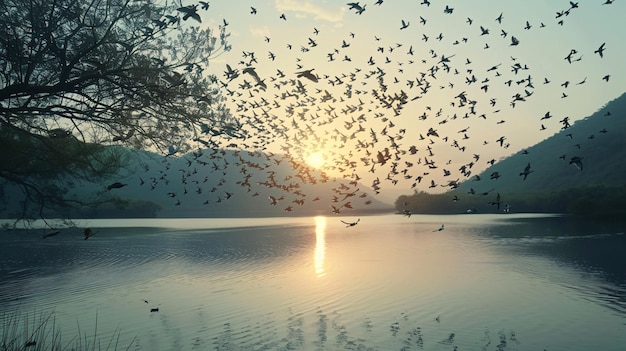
<box><xmin>396</xmin><ymin>184</ymin><xmax>626</xmax><ymax>219</ymax></box>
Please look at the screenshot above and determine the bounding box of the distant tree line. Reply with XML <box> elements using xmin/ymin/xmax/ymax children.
<box><xmin>396</xmin><ymin>184</ymin><xmax>626</xmax><ymax>219</ymax></box>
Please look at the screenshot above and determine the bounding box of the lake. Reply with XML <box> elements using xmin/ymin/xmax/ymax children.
<box><xmin>1</xmin><ymin>214</ymin><xmax>625</xmax><ymax>351</ymax></box>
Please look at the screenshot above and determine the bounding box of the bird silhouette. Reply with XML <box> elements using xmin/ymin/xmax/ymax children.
<box><xmin>107</xmin><ymin>182</ymin><xmax>127</xmax><ymax>190</ymax></box>
<box><xmin>519</xmin><ymin>162</ymin><xmax>533</xmax><ymax>180</ymax></box>
<box><xmin>176</xmin><ymin>5</ymin><xmax>201</xmax><ymax>23</ymax></box>
<box><xmin>594</xmin><ymin>43</ymin><xmax>606</xmax><ymax>58</ymax></box>
<box><xmin>295</xmin><ymin>69</ymin><xmax>318</xmax><ymax>82</ymax></box>
<box><xmin>347</xmin><ymin>2</ymin><xmax>366</xmax><ymax>14</ymax></box>
<box><xmin>341</xmin><ymin>218</ymin><xmax>360</xmax><ymax>227</ymax></box>
<box><xmin>569</xmin><ymin>156</ymin><xmax>583</xmax><ymax>171</ymax></box>
<box><xmin>83</xmin><ymin>228</ymin><xmax>95</xmax><ymax>240</ymax></box>
<box><xmin>488</xmin><ymin>193</ymin><xmax>502</xmax><ymax>211</ymax></box>
<box><xmin>42</xmin><ymin>231</ymin><xmax>60</xmax><ymax>239</ymax></box>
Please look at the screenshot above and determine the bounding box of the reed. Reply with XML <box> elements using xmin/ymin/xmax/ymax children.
<box><xmin>0</xmin><ymin>310</ymin><xmax>135</xmax><ymax>351</ymax></box>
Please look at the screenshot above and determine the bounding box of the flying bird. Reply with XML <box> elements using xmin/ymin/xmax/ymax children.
<box><xmin>594</xmin><ymin>43</ymin><xmax>606</xmax><ymax>58</ymax></box>
<box><xmin>42</xmin><ymin>231</ymin><xmax>60</xmax><ymax>239</ymax></box>
<box><xmin>519</xmin><ymin>162</ymin><xmax>533</xmax><ymax>180</ymax></box>
<box><xmin>176</xmin><ymin>5</ymin><xmax>201</xmax><ymax>23</ymax></box>
<box><xmin>488</xmin><ymin>193</ymin><xmax>502</xmax><ymax>211</ymax></box>
<box><xmin>107</xmin><ymin>182</ymin><xmax>127</xmax><ymax>190</ymax></box>
<box><xmin>295</xmin><ymin>69</ymin><xmax>319</xmax><ymax>82</ymax></box>
<box><xmin>83</xmin><ymin>228</ymin><xmax>95</xmax><ymax>240</ymax></box>
<box><xmin>433</xmin><ymin>224</ymin><xmax>445</xmax><ymax>232</ymax></box>
<box><xmin>569</xmin><ymin>156</ymin><xmax>583</xmax><ymax>170</ymax></box>
<box><xmin>341</xmin><ymin>218</ymin><xmax>360</xmax><ymax>227</ymax></box>
<box><xmin>347</xmin><ymin>2</ymin><xmax>366</xmax><ymax>14</ymax></box>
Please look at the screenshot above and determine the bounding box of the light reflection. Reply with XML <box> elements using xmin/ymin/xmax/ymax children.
<box><xmin>314</xmin><ymin>216</ymin><xmax>327</xmax><ymax>277</ymax></box>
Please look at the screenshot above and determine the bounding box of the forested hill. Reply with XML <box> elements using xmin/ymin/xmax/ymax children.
<box><xmin>398</xmin><ymin>92</ymin><xmax>626</xmax><ymax>217</ymax></box>
<box><xmin>455</xmin><ymin>92</ymin><xmax>626</xmax><ymax>195</ymax></box>
<box><xmin>65</xmin><ymin>148</ymin><xmax>393</xmax><ymax>218</ymax></box>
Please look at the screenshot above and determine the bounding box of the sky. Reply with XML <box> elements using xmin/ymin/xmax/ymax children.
<box><xmin>191</xmin><ymin>0</ymin><xmax>626</xmax><ymax>200</ymax></box>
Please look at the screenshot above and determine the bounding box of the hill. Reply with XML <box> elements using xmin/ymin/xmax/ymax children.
<box><xmin>61</xmin><ymin>148</ymin><xmax>393</xmax><ymax>218</ymax></box>
<box><xmin>454</xmin><ymin>92</ymin><xmax>626</xmax><ymax>195</ymax></box>
<box><xmin>397</xmin><ymin>92</ymin><xmax>626</xmax><ymax>217</ymax></box>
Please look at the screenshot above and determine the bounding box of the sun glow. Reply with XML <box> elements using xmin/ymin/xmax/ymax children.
<box><xmin>305</xmin><ymin>152</ymin><xmax>325</xmax><ymax>169</ymax></box>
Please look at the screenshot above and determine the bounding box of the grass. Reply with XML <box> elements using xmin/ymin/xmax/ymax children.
<box><xmin>1</xmin><ymin>310</ymin><xmax>135</xmax><ymax>351</ymax></box>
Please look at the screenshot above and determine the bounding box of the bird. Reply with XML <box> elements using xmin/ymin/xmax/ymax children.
<box><xmin>166</xmin><ymin>145</ymin><xmax>177</xmax><ymax>156</ymax></box>
<box><xmin>107</xmin><ymin>182</ymin><xmax>127</xmax><ymax>190</ymax></box>
<box><xmin>268</xmin><ymin>195</ymin><xmax>278</xmax><ymax>205</ymax></box>
<box><xmin>433</xmin><ymin>224</ymin><xmax>445</xmax><ymax>232</ymax></box>
<box><xmin>242</xmin><ymin>67</ymin><xmax>263</xmax><ymax>84</ymax></box>
<box><xmin>176</xmin><ymin>5</ymin><xmax>201</xmax><ymax>23</ymax></box>
<box><xmin>569</xmin><ymin>156</ymin><xmax>583</xmax><ymax>171</ymax></box>
<box><xmin>341</xmin><ymin>218</ymin><xmax>360</xmax><ymax>227</ymax></box>
<box><xmin>42</xmin><ymin>231</ymin><xmax>60</xmax><ymax>239</ymax></box>
<box><xmin>519</xmin><ymin>162</ymin><xmax>533</xmax><ymax>180</ymax></box>
<box><xmin>488</xmin><ymin>193</ymin><xmax>502</xmax><ymax>211</ymax></box>
<box><xmin>594</xmin><ymin>43</ymin><xmax>606</xmax><ymax>58</ymax></box>
<box><xmin>347</xmin><ymin>2</ymin><xmax>366</xmax><ymax>14</ymax></box>
<box><xmin>83</xmin><ymin>228</ymin><xmax>95</xmax><ymax>240</ymax></box>
<box><xmin>295</xmin><ymin>69</ymin><xmax>318</xmax><ymax>82</ymax></box>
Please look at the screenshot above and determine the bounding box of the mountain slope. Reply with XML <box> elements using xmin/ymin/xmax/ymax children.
<box><xmin>69</xmin><ymin>148</ymin><xmax>393</xmax><ymax>218</ymax></box>
<box><xmin>454</xmin><ymin>92</ymin><xmax>626</xmax><ymax>195</ymax></box>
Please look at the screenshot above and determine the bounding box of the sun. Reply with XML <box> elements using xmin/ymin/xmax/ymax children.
<box><xmin>305</xmin><ymin>152</ymin><xmax>325</xmax><ymax>169</ymax></box>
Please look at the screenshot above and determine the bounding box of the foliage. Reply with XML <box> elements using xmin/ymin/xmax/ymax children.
<box><xmin>0</xmin><ymin>0</ymin><xmax>232</xmax><ymax>219</ymax></box>
<box><xmin>397</xmin><ymin>184</ymin><xmax>626</xmax><ymax>219</ymax></box>
<box><xmin>0</xmin><ymin>126</ymin><xmax>128</xmax><ymax>221</ymax></box>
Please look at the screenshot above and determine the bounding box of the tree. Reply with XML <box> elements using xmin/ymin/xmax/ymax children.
<box><xmin>0</xmin><ymin>0</ymin><xmax>234</xmax><ymax>221</ymax></box>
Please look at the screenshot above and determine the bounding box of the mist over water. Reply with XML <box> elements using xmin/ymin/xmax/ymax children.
<box><xmin>1</xmin><ymin>214</ymin><xmax>625</xmax><ymax>350</ymax></box>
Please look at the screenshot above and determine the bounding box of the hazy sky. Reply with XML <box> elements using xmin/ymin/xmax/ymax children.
<box><xmin>195</xmin><ymin>0</ymin><xmax>625</xmax><ymax>197</ymax></box>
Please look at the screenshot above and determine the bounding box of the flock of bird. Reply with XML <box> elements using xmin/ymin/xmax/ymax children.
<box><xmin>107</xmin><ymin>1</ymin><xmax>619</xmax><ymax>218</ymax></box>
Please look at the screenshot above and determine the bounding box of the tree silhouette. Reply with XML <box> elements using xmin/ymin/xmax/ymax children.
<box><xmin>0</xmin><ymin>0</ymin><xmax>233</xmax><ymax>221</ymax></box>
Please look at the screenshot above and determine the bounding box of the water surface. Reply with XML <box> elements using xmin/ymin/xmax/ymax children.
<box><xmin>1</xmin><ymin>214</ymin><xmax>625</xmax><ymax>350</ymax></box>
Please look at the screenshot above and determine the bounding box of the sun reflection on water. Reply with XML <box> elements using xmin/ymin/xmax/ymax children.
<box><xmin>314</xmin><ymin>216</ymin><xmax>327</xmax><ymax>277</ymax></box>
